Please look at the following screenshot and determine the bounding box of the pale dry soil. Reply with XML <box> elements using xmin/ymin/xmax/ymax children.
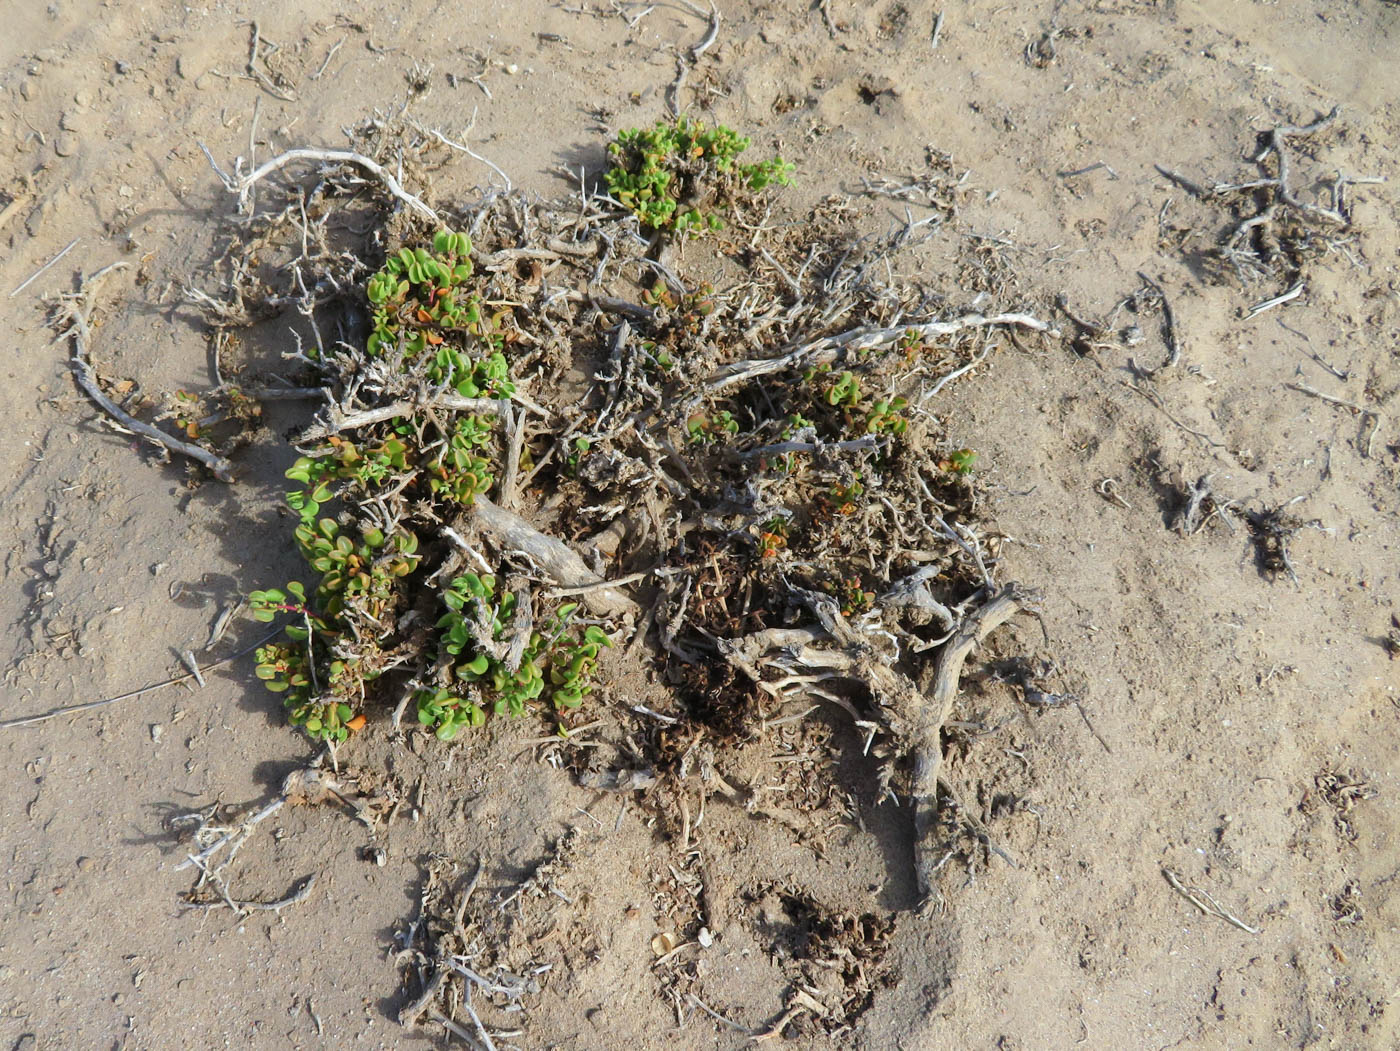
<box><xmin>1</xmin><ymin>1</ymin><xmax>1398</xmax><ymax>1049</ymax></box>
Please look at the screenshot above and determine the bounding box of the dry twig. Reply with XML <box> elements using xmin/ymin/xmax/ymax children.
<box><xmin>1163</xmin><ymin>868</ymin><xmax>1260</xmax><ymax>934</ymax></box>
<box><xmin>63</xmin><ymin>263</ymin><xmax>237</xmax><ymax>481</ymax></box>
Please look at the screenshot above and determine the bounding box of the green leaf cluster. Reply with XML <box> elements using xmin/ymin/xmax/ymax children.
<box><xmin>416</xmin><ymin>574</ymin><xmax>613</xmax><ymax>739</ymax></box>
<box><xmin>425</xmin><ymin>414</ymin><xmax>495</xmax><ymax>505</ymax></box>
<box><xmin>364</xmin><ymin>232</ymin><xmax>517</xmax><ymax>402</ymax></box>
<box><xmin>366</xmin><ymin>232</ymin><xmax>476</xmax><ymax>356</ymax></box>
<box><xmin>825</xmin><ymin>371</ymin><xmax>862</xmax><ymax>408</ymax></box>
<box><xmin>943</xmin><ymin>448</ymin><xmax>978</xmax><ymax>475</ymax></box>
<box><xmin>604</xmin><ymin>116</ymin><xmax>793</xmax><ymax>236</ymax></box>
<box><xmin>250</xmin><ymin>582</ymin><xmax>365</xmax><ymax>742</ymax></box>
<box><xmin>865</xmin><ymin>396</ymin><xmax>909</xmax><ymax>436</ymax></box>
<box><xmin>685</xmin><ymin>409</ymin><xmax>740</xmax><ymax>445</ymax></box>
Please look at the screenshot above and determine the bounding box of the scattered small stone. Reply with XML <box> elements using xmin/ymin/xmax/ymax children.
<box><xmin>150</xmin><ymin>723</ymin><xmax>163</xmax><ymax>743</ymax></box>
<box><xmin>175</xmin><ymin>55</ymin><xmax>191</xmax><ymax>79</ymax></box>
<box><xmin>54</xmin><ymin>133</ymin><xmax>77</xmax><ymax>157</ymax></box>
<box><xmin>115</xmin><ymin>59</ymin><xmax>131</xmax><ymax>74</ymax></box>
<box><xmin>20</xmin><ymin>81</ymin><xmax>34</xmax><ymax>101</ymax></box>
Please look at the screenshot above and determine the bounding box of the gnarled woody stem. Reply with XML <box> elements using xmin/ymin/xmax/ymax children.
<box><xmin>913</xmin><ymin>583</ymin><xmax>1023</xmax><ymax>899</ymax></box>
<box><xmin>468</xmin><ymin>497</ymin><xmax>640</xmax><ymax>619</ymax></box>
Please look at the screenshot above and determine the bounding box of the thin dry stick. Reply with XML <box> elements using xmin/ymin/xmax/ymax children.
<box><xmin>704</xmin><ymin>312</ymin><xmax>1056</xmax><ymax>396</ymax></box>
<box><xmin>462</xmin><ymin>997</ymin><xmax>498</xmax><ymax>1051</ymax></box>
<box><xmin>64</xmin><ymin>263</ymin><xmax>237</xmax><ymax>481</ymax></box>
<box><xmin>11</xmin><ymin>237</ymin><xmax>80</xmax><ymax>298</ymax></box>
<box><xmin>296</xmin><ymin>395</ymin><xmax>511</xmax><ymax>443</ymax></box>
<box><xmin>689</xmin><ymin>2</ymin><xmax>721</xmax><ymax>59</ymax></box>
<box><xmin>1286</xmin><ymin>381</ymin><xmax>1383</xmax><ymax>458</ymax></box>
<box><xmin>739</xmin><ymin>436</ymin><xmax>879</xmax><ymax>459</ymax></box>
<box><xmin>912</xmin><ymin>584</ymin><xmax>1023</xmax><ymax>900</ymax></box>
<box><xmin>182</xmin><ymin>873</ymin><xmax>318</xmax><ymax>914</ymax></box>
<box><xmin>546</xmin><ymin>569</ymin><xmax>655</xmax><ymax>598</ymax></box>
<box><xmin>1256</xmin><ymin>106</ymin><xmax>1346</xmax><ymax>226</ymax></box>
<box><xmin>1136</xmin><ymin>271</ymin><xmax>1183</xmax><ymax>370</ymax></box>
<box><xmin>429</xmin><ymin>1006</ymin><xmax>495</xmax><ymax>1049</ymax></box>
<box><xmin>1163</xmin><ymin>868</ymin><xmax>1260</xmax><ymax>934</ymax></box>
<box><xmin>200</xmin><ymin>145</ymin><xmax>440</xmax><ymax>224</ymax></box>
<box><xmin>246</xmin><ymin>20</ymin><xmax>296</xmax><ymax>101</ymax></box>
<box><xmin>1</xmin><ymin>627</ymin><xmax>280</xmax><ymax>729</ymax></box>
<box><xmin>920</xmin><ymin>342</ymin><xmax>995</xmax><ymax>404</ymax></box>
<box><xmin>500</xmin><ymin>402</ymin><xmax>524</xmax><ymax>510</ymax></box>
<box><xmin>1123</xmin><ymin>382</ymin><xmax>1226</xmax><ymax>451</ymax></box>
<box><xmin>309</xmin><ymin>36</ymin><xmax>344</xmax><ymax>79</ymax></box>
<box><xmin>399</xmin><ymin>972</ymin><xmax>448</xmax><ymax>1027</ymax></box>
<box><xmin>686</xmin><ymin>993</ymin><xmax>751</xmax><ymax>1035</ymax></box>
<box><xmin>1245</xmin><ymin>281</ymin><xmax>1304</xmax><ymax>319</ymax></box>
<box><xmin>1154</xmin><ymin>164</ymin><xmax>1208</xmax><ymax>199</ymax></box>
<box><xmin>174</xmin><ymin>797</ymin><xmax>286</xmax><ymax>873</ymax></box>
<box><xmin>410</xmin><ymin>118</ymin><xmax>513</xmax><ymax>190</ymax></box>
<box><xmin>401</xmin><ymin>860</ymin><xmax>486</xmax><ymax>1030</ymax></box>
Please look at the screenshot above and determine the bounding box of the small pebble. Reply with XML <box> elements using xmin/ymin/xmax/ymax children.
<box><xmin>150</xmin><ymin>724</ymin><xmax>163</xmax><ymax>743</ymax></box>
<box><xmin>54</xmin><ymin>134</ymin><xmax>77</xmax><ymax>157</ymax></box>
<box><xmin>20</xmin><ymin>81</ymin><xmax>34</xmax><ymax>100</ymax></box>
<box><xmin>115</xmin><ymin>60</ymin><xmax>130</xmax><ymax>74</ymax></box>
<box><xmin>175</xmin><ymin>55</ymin><xmax>191</xmax><ymax>79</ymax></box>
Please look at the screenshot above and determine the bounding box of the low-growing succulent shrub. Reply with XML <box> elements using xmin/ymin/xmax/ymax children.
<box><xmin>605</xmin><ymin>116</ymin><xmax>793</xmax><ymax>235</ymax></box>
<box><xmin>247</xmin><ymin>228</ymin><xmax>539</xmax><ymax>742</ymax></box>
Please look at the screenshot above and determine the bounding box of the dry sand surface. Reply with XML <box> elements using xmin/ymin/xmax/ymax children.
<box><xmin>2</xmin><ymin>1</ymin><xmax>1399</xmax><ymax>1048</ymax></box>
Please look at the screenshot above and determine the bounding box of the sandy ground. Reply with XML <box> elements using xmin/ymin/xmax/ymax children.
<box><xmin>2</xmin><ymin>1</ymin><xmax>1398</xmax><ymax>1048</ymax></box>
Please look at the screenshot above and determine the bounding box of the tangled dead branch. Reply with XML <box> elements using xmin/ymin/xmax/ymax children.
<box><xmin>1159</xmin><ymin>104</ymin><xmax>1381</xmax><ymax>295</ymax></box>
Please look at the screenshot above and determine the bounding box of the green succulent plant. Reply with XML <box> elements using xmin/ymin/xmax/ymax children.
<box><xmin>416</xmin><ymin>574</ymin><xmax>612</xmax><ymax>738</ymax></box>
<box><xmin>605</xmin><ymin>116</ymin><xmax>793</xmax><ymax>236</ymax></box>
